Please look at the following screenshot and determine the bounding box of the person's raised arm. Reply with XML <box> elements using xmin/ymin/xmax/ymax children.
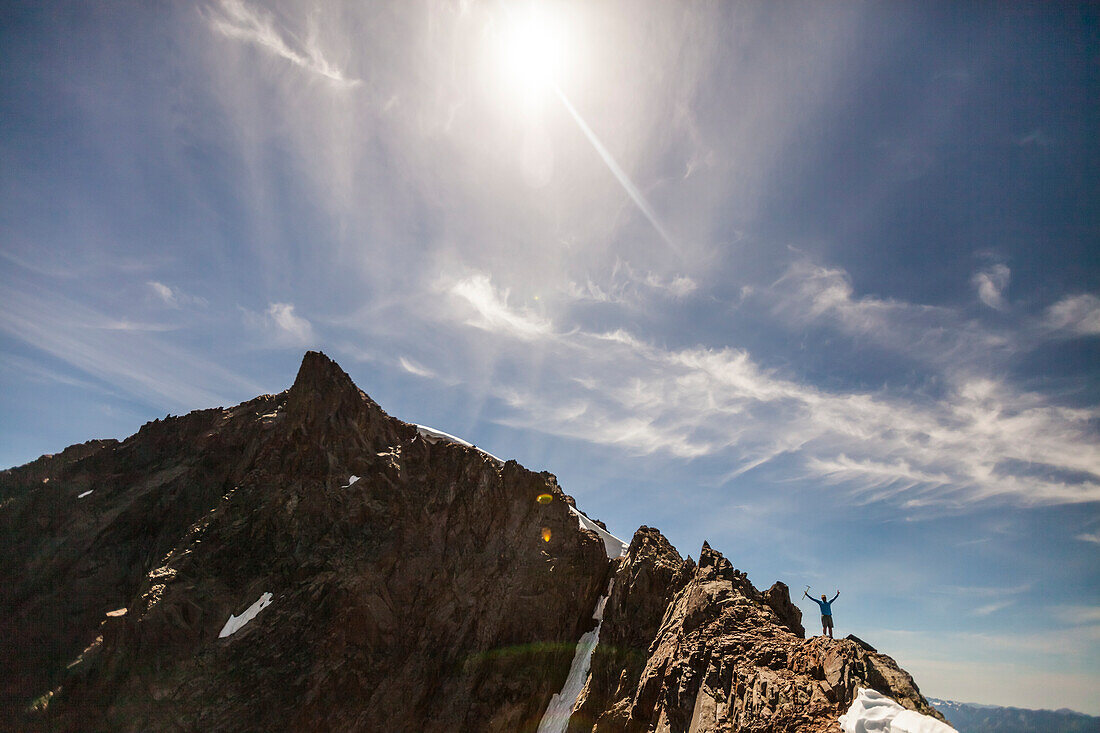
<box><xmin>830</xmin><ymin>590</ymin><xmax>840</xmax><ymax>602</ymax></box>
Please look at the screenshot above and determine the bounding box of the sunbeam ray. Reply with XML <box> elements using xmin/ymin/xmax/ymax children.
<box><xmin>552</xmin><ymin>84</ymin><xmax>680</xmax><ymax>257</ymax></box>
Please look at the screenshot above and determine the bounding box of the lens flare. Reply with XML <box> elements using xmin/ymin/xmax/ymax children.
<box><xmin>537</xmin><ymin>493</ymin><xmax>553</xmax><ymax>504</ymax></box>
<box><xmin>541</xmin><ymin>527</ymin><xmax>552</xmax><ymax>542</ymax></box>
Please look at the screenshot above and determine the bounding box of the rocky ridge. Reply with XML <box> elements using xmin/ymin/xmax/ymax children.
<box><xmin>575</xmin><ymin>535</ymin><xmax>943</xmax><ymax>731</ymax></box>
<box><xmin>1</xmin><ymin>352</ymin><xmax>944</xmax><ymax>732</ymax></box>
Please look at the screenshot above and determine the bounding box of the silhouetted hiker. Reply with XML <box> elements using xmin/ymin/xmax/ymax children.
<box><xmin>804</xmin><ymin>589</ymin><xmax>840</xmax><ymax>638</ymax></box>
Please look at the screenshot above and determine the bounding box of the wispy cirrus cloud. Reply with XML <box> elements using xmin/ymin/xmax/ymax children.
<box><xmin>427</xmin><ymin>269</ymin><xmax>1100</xmax><ymax>508</ymax></box>
<box><xmin>94</xmin><ymin>319</ymin><xmax>178</xmax><ymax>333</ymax></box>
<box><xmin>0</xmin><ymin>283</ymin><xmax>261</xmax><ymax>410</ymax></box>
<box><xmin>765</xmin><ymin>259</ymin><xmax>1029</xmax><ymax>375</ymax></box>
<box><xmin>972</xmin><ymin>600</ymin><xmax>1013</xmax><ymax>617</ymax></box>
<box><xmin>1044</xmin><ymin>294</ymin><xmax>1100</xmax><ymax>336</ymax></box>
<box><xmin>563</xmin><ymin>259</ymin><xmax>698</xmax><ymax>305</ymax></box>
<box><xmin>764</xmin><ymin>260</ymin><xmax>1100</xmax><ymax>393</ymax></box>
<box><xmin>0</xmin><ymin>353</ymin><xmax>120</xmax><ymax>397</ymax></box>
<box><xmin>398</xmin><ymin>356</ymin><xmax>438</xmax><ymax>380</ymax></box>
<box><xmin>203</xmin><ymin>0</ymin><xmax>360</xmax><ymax>86</ymax></box>
<box><xmin>148</xmin><ymin>281</ymin><xmax>208</xmax><ymax>309</ymax></box>
<box><xmin>770</xmin><ymin>259</ymin><xmax>952</xmax><ymax>331</ymax></box>
<box><xmin>448</xmin><ymin>273</ymin><xmax>553</xmax><ymax>341</ymax></box>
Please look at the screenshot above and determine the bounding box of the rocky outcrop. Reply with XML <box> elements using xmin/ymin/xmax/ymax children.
<box><xmin>764</xmin><ymin>582</ymin><xmax>805</xmax><ymax>639</ymax></box>
<box><xmin>2</xmin><ymin>352</ymin><xmax>610</xmax><ymax>732</ymax></box>
<box><xmin>1</xmin><ymin>351</ymin><xmax>945</xmax><ymax>732</ymax></box>
<box><xmin>573</xmin><ymin>527</ymin><xmax>693</xmax><ymax>728</ymax></box>
<box><xmin>575</xmin><ymin>538</ymin><xmax>944</xmax><ymax>732</ymax></box>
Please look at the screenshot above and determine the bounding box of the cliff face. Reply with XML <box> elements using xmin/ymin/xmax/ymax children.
<box><xmin>1</xmin><ymin>352</ymin><xmax>943</xmax><ymax>732</ymax></box>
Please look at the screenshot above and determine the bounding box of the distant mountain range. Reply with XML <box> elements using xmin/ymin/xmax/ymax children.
<box><xmin>931</xmin><ymin>698</ymin><xmax>1100</xmax><ymax>733</ymax></box>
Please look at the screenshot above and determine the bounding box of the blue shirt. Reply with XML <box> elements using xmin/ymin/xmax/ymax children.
<box><xmin>810</xmin><ymin>595</ymin><xmax>839</xmax><ymax>616</ymax></box>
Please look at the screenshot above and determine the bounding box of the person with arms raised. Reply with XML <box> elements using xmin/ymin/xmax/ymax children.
<box><xmin>804</xmin><ymin>588</ymin><xmax>840</xmax><ymax>638</ymax></box>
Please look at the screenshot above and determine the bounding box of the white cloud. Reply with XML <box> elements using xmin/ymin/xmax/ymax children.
<box><xmin>432</xmin><ymin>271</ymin><xmax>1100</xmax><ymax>506</ymax></box>
<box><xmin>249</xmin><ymin>302</ymin><xmax>315</xmax><ymax>347</ymax></box>
<box><xmin>771</xmin><ymin>260</ymin><xmax>947</xmax><ymax>333</ymax></box>
<box><xmin>644</xmin><ymin>272</ymin><xmax>698</xmax><ymax>298</ymax></box>
<box><xmin>972</xmin><ymin>600</ymin><xmax>1012</xmax><ymax>617</ymax></box>
<box><xmin>147</xmin><ymin>281</ymin><xmax>207</xmax><ymax>309</ymax></box>
<box><xmin>1075</xmin><ymin>532</ymin><xmax>1100</xmax><ymax>545</ymax></box>
<box><xmin>148</xmin><ymin>281</ymin><xmax>177</xmax><ymax>306</ymax></box>
<box><xmin>767</xmin><ymin>259</ymin><xmax>1029</xmax><ymax>376</ymax></box>
<box><xmin>807</xmin><ymin>455</ymin><xmax>953</xmax><ymax>501</ymax></box>
<box><xmin>96</xmin><ymin>319</ymin><xmax>177</xmax><ymax>333</ymax></box>
<box><xmin>1044</xmin><ymin>294</ymin><xmax>1100</xmax><ymax>336</ymax></box>
<box><xmin>563</xmin><ymin>261</ymin><xmax>698</xmax><ymax>305</ymax></box>
<box><xmin>972</xmin><ymin>264</ymin><xmax>1011</xmax><ymax>310</ymax></box>
<box><xmin>398</xmin><ymin>356</ymin><xmax>437</xmax><ymax>380</ymax></box>
<box><xmin>204</xmin><ymin>0</ymin><xmax>359</xmax><ymax>86</ymax></box>
<box><xmin>448</xmin><ymin>273</ymin><xmax>553</xmax><ymax>341</ymax></box>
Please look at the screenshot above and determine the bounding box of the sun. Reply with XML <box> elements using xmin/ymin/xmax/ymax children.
<box><xmin>499</xmin><ymin>3</ymin><xmax>569</xmax><ymax>93</ymax></box>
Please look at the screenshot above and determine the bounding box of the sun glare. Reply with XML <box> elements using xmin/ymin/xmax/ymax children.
<box><xmin>500</xmin><ymin>3</ymin><xmax>568</xmax><ymax>93</ymax></box>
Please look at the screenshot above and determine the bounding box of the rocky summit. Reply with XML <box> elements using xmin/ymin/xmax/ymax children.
<box><xmin>0</xmin><ymin>352</ymin><xmax>945</xmax><ymax>732</ymax></box>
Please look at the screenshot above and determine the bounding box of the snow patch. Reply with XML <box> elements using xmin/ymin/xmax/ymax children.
<box><xmin>840</xmin><ymin>688</ymin><xmax>957</xmax><ymax>733</ymax></box>
<box><xmin>569</xmin><ymin>506</ymin><xmax>628</xmax><ymax>558</ymax></box>
<box><xmin>77</xmin><ymin>490</ymin><xmax>93</xmax><ymax>499</ymax></box>
<box><xmin>537</xmin><ymin>581</ymin><xmax>613</xmax><ymax>733</ymax></box>
<box><xmin>218</xmin><ymin>592</ymin><xmax>273</xmax><ymax>639</ymax></box>
<box><xmin>415</xmin><ymin>424</ymin><xmax>503</xmax><ymax>464</ymax></box>
<box><xmin>342</xmin><ymin>475</ymin><xmax>360</xmax><ymax>488</ymax></box>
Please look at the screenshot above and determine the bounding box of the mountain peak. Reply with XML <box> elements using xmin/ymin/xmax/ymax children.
<box><xmin>290</xmin><ymin>350</ymin><xmax>357</xmax><ymax>395</ymax></box>
<box><xmin>286</xmin><ymin>349</ymin><xmax>369</xmax><ymax>420</ymax></box>
<box><xmin>283</xmin><ymin>350</ymin><xmax>411</xmax><ymax>452</ymax></box>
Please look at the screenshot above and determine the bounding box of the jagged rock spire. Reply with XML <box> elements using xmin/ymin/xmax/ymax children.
<box><xmin>289</xmin><ymin>351</ymin><xmax>358</xmax><ymax>395</ymax></box>
<box><xmin>283</xmin><ymin>351</ymin><xmax>412</xmax><ymax>454</ymax></box>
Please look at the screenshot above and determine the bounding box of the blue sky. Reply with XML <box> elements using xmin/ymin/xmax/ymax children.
<box><xmin>2</xmin><ymin>0</ymin><xmax>1099</xmax><ymax>714</ymax></box>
